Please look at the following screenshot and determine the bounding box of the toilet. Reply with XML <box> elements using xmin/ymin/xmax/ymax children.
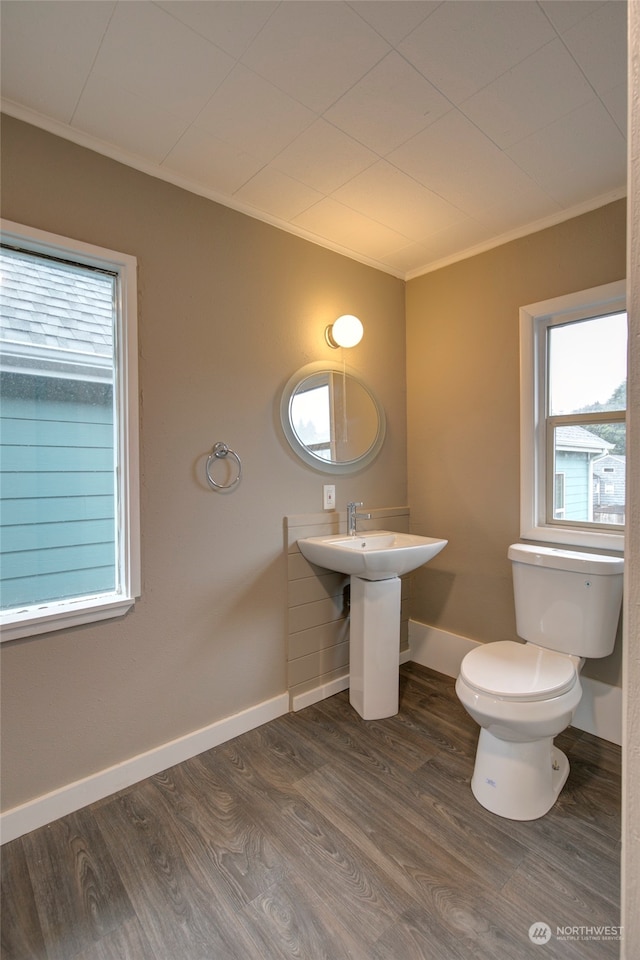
<box><xmin>455</xmin><ymin>543</ymin><xmax>624</xmax><ymax>820</ymax></box>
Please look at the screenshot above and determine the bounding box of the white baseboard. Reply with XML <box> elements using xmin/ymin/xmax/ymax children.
<box><xmin>408</xmin><ymin>620</ymin><xmax>622</xmax><ymax>746</ymax></box>
<box><xmin>291</xmin><ymin>647</ymin><xmax>412</xmax><ymax>713</ymax></box>
<box><xmin>0</xmin><ymin>692</ymin><xmax>289</xmax><ymax>845</ymax></box>
<box><xmin>408</xmin><ymin>621</ymin><xmax>477</xmax><ymax>679</ymax></box>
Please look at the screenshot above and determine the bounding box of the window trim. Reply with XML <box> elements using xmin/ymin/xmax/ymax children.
<box><xmin>0</xmin><ymin>219</ymin><xmax>140</xmax><ymax>642</ymax></box>
<box><xmin>519</xmin><ymin>279</ymin><xmax>626</xmax><ymax>552</ymax></box>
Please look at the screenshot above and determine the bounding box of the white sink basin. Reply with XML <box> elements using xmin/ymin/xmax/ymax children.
<box><xmin>298</xmin><ymin>530</ymin><xmax>448</xmax><ymax>580</ymax></box>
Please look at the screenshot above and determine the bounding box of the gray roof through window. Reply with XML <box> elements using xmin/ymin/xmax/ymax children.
<box><xmin>0</xmin><ymin>246</ymin><xmax>114</xmax><ymax>379</ymax></box>
<box><xmin>555</xmin><ymin>425</ymin><xmax>613</xmax><ymax>452</ymax></box>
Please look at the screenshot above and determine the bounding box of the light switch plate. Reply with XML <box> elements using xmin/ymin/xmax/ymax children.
<box><xmin>323</xmin><ymin>485</ymin><xmax>336</xmax><ymax>510</ymax></box>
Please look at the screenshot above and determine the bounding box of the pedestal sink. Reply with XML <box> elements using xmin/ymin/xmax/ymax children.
<box><xmin>298</xmin><ymin>531</ymin><xmax>447</xmax><ymax>720</ymax></box>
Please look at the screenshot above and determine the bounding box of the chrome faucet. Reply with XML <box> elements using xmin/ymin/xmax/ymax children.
<box><xmin>347</xmin><ymin>501</ymin><xmax>371</xmax><ymax>536</ymax></box>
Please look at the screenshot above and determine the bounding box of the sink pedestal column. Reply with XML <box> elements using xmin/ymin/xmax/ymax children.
<box><xmin>349</xmin><ymin>575</ymin><xmax>401</xmax><ymax>720</ymax></box>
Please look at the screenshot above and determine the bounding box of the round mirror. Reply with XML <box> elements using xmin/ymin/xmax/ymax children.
<box><xmin>280</xmin><ymin>361</ymin><xmax>386</xmax><ymax>474</ymax></box>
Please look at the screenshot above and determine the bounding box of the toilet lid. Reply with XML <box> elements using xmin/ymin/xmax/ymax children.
<box><xmin>460</xmin><ymin>641</ymin><xmax>578</xmax><ymax>701</ymax></box>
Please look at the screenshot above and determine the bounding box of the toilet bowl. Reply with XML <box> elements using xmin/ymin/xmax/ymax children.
<box><xmin>456</xmin><ymin>544</ymin><xmax>623</xmax><ymax>820</ymax></box>
<box><xmin>456</xmin><ymin>641</ymin><xmax>583</xmax><ymax>820</ymax></box>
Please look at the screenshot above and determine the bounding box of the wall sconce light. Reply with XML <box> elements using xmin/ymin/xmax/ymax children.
<box><xmin>325</xmin><ymin>314</ymin><xmax>364</xmax><ymax>349</ymax></box>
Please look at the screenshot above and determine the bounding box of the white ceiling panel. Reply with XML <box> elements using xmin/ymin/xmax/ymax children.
<box><xmin>162</xmin><ymin>127</ymin><xmax>265</xmax><ymax>195</ymax></box>
<box><xmin>601</xmin><ymin>81</ymin><xmax>628</xmax><ymax>132</ymax></box>
<box><xmin>0</xmin><ymin>0</ymin><xmax>627</xmax><ymax>279</ymax></box>
<box><xmin>388</xmin><ymin>111</ymin><xmax>551</xmax><ymax>217</ymax></box>
<box><xmin>324</xmin><ymin>52</ymin><xmax>451</xmax><ymax>155</ymax></box>
<box><xmin>270</xmin><ymin>119</ymin><xmax>377</xmax><ymax>194</ymax></box>
<box><xmin>347</xmin><ymin>0</ymin><xmax>439</xmax><ymax>45</ymax></box>
<box><xmin>460</xmin><ymin>39</ymin><xmax>595</xmax><ymax>149</ymax></box>
<box><xmin>0</xmin><ymin>0</ymin><xmax>115</xmax><ymax>122</ymax></box>
<box><xmin>240</xmin><ymin>1</ymin><xmax>390</xmax><ymax>113</ymax></box>
<box><xmin>332</xmin><ymin>161</ymin><xmax>465</xmax><ymax>241</ymax></box>
<box><xmin>157</xmin><ymin>1</ymin><xmax>279</xmax><ymax>59</ymax></box>
<box><xmin>404</xmin><ymin>217</ymin><xmax>494</xmax><ymax>264</ymax></box>
<box><xmin>397</xmin><ymin>0</ymin><xmax>556</xmax><ymax>104</ymax></box>
<box><xmin>539</xmin><ymin>1</ymin><xmax>608</xmax><ymax>33</ymax></box>
<box><xmin>562</xmin><ymin>0</ymin><xmax>628</xmax><ymax>100</ymax></box>
<box><xmin>293</xmin><ymin>197</ymin><xmax>411</xmax><ymax>261</ymax></box>
<box><xmin>73</xmin><ymin>72</ymin><xmax>190</xmax><ymax>164</ymax></box>
<box><xmin>478</xmin><ymin>185</ymin><xmax>561</xmax><ymax>236</ymax></box>
<box><xmin>91</xmin><ymin>2</ymin><xmax>235</xmax><ymax>121</ymax></box>
<box><xmin>506</xmin><ymin>99</ymin><xmax>627</xmax><ymax>206</ymax></box>
<box><xmin>234</xmin><ymin>167</ymin><xmax>324</xmax><ymax>221</ymax></box>
<box><xmin>382</xmin><ymin>240</ymin><xmax>432</xmax><ymax>275</ymax></box>
<box><xmin>193</xmin><ymin>64</ymin><xmax>315</xmax><ymax>161</ymax></box>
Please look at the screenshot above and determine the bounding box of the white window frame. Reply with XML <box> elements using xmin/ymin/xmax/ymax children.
<box><xmin>0</xmin><ymin>219</ymin><xmax>140</xmax><ymax>641</ymax></box>
<box><xmin>519</xmin><ymin>279</ymin><xmax>626</xmax><ymax>553</ymax></box>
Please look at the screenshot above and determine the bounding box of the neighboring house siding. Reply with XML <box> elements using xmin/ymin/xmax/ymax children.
<box><xmin>556</xmin><ymin>450</ymin><xmax>593</xmax><ymax>521</ymax></box>
<box><xmin>593</xmin><ymin>454</ymin><xmax>626</xmax><ymax>524</ymax></box>
<box><xmin>0</xmin><ymin>373</ymin><xmax>115</xmax><ymax>608</ymax></box>
<box><xmin>593</xmin><ymin>454</ymin><xmax>626</xmax><ymax>503</ymax></box>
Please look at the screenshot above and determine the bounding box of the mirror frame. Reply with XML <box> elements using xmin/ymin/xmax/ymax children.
<box><xmin>280</xmin><ymin>361</ymin><xmax>386</xmax><ymax>474</ymax></box>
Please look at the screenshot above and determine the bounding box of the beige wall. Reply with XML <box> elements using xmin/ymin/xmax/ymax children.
<box><xmin>406</xmin><ymin>200</ymin><xmax>627</xmax><ymax>687</ymax></box>
<box><xmin>0</xmin><ymin>116</ymin><xmax>407</xmax><ymax>811</ymax></box>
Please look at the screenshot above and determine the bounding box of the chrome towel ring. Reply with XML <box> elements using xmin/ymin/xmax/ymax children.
<box><xmin>205</xmin><ymin>442</ymin><xmax>242</xmax><ymax>490</ymax></box>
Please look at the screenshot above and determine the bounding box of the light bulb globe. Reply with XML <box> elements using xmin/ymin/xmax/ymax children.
<box><xmin>326</xmin><ymin>314</ymin><xmax>363</xmax><ymax>348</ymax></box>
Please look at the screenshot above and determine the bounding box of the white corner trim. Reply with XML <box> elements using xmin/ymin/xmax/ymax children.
<box><xmin>0</xmin><ymin>692</ymin><xmax>288</xmax><ymax>845</ymax></box>
<box><xmin>291</xmin><ymin>673</ymin><xmax>350</xmax><ymax>712</ymax></box>
<box><xmin>409</xmin><ymin>620</ymin><xmax>621</xmax><ymax>746</ymax></box>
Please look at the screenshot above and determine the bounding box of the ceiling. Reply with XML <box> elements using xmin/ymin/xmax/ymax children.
<box><xmin>0</xmin><ymin>0</ymin><xmax>627</xmax><ymax>279</ymax></box>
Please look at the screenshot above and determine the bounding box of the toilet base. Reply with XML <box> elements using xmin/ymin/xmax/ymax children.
<box><xmin>470</xmin><ymin>728</ymin><xmax>570</xmax><ymax>820</ymax></box>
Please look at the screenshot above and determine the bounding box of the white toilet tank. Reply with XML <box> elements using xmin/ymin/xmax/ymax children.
<box><xmin>508</xmin><ymin>544</ymin><xmax>623</xmax><ymax>658</ymax></box>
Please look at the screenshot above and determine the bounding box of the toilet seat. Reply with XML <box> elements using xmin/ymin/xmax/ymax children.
<box><xmin>460</xmin><ymin>641</ymin><xmax>577</xmax><ymax>702</ymax></box>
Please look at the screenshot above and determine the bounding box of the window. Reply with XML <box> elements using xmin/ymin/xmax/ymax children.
<box><xmin>520</xmin><ymin>280</ymin><xmax>626</xmax><ymax>551</ymax></box>
<box><xmin>0</xmin><ymin>220</ymin><xmax>140</xmax><ymax>641</ymax></box>
<box><xmin>290</xmin><ymin>375</ymin><xmax>334</xmax><ymax>461</ymax></box>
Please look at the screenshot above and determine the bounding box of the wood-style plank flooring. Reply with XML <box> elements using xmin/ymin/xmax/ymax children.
<box><xmin>1</xmin><ymin>663</ymin><xmax>622</xmax><ymax>960</ymax></box>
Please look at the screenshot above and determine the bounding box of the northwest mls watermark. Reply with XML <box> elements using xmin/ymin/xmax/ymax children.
<box><xmin>529</xmin><ymin>921</ymin><xmax>623</xmax><ymax>945</ymax></box>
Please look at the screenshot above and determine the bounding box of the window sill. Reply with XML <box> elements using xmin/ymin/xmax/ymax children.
<box><xmin>521</xmin><ymin>522</ymin><xmax>624</xmax><ymax>554</ymax></box>
<box><xmin>0</xmin><ymin>595</ymin><xmax>137</xmax><ymax>643</ymax></box>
